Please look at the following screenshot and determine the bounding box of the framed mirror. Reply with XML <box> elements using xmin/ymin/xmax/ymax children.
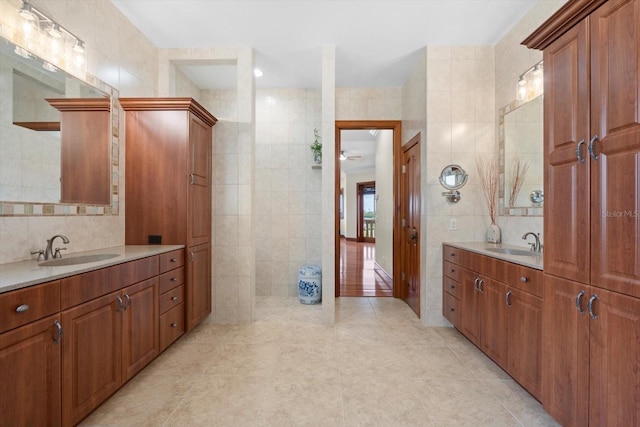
<box><xmin>439</xmin><ymin>164</ymin><xmax>468</xmax><ymax>203</ymax></box>
<box><xmin>498</xmin><ymin>95</ymin><xmax>543</xmax><ymax>217</ymax></box>
<box><xmin>0</xmin><ymin>36</ymin><xmax>119</xmax><ymax>216</ymax></box>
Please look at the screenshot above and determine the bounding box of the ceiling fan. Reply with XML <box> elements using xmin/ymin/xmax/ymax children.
<box><xmin>340</xmin><ymin>151</ymin><xmax>362</xmax><ymax>161</ymax></box>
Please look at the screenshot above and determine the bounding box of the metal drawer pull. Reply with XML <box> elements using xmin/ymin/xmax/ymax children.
<box><xmin>171</xmin><ymin>296</ymin><xmax>178</xmax><ymax>301</ymax></box>
<box><xmin>505</xmin><ymin>290</ymin><xmax>512</xmax><ymax>307</ymax></box>
<box><xmin>473</xmin><ymin>278</ymin><xmax>479</xmax><ymax>291</ymax></box>
<box><xmin>116</xmin><ymin>295</ymin><xmax>124</xmax><ymax>312</ymax></box>
<box><xmin>123</xmin><ymin>294</ymin><xmax>131</xmax><ymax>311</ymax></box>
<box><xmin>450</xmin><ymin>285</ymin><xmax>455</xmax><ymax>289</ymax></box>
<box><xmin>190</xmin><ymin>251</ymin><xmax>195</xmax><ymax>262</ymax></box>
<box><xmin>170</xmin><ymin>323</ymin><xmax>178</xmax><ymax>328</ymax></box>
<box><xmin>520</xmin><ymin>276</ymin><xmax>528</xmax><ymax>283</ymax></box>
<box><xmin>588</xmin><ymin>135</ymin><xmax>599</xmax><ymax>161</ymax></box>
<box><xmin>588</xmin><ymin>294</ymin><xmax>598</xmax><ymax>320</ymax></box>
<box><xmin>575</xmin><ymin>290</ymin><xmax>585</xmax><ymax>315</ymax></box>
<box><xmin>450</xmin><ymin>308</ymin><xmax>455</xmax><ymax>312</ymax></box>
<box><xmin>171</xmin><ymin>277</ymin><xmax>177</xmax><ymax>282</ymax></box>
<box><xmin>53</xmin><ymin>320</ymin><xmax>63</xmax><ymax>345</ymax></box>
<box><xmin>16</xmin><ymin>304</ymin><xmax>29</xmax><ymax>313</ymax></box>
<box><xmin>450</xmin><ymin>269</ymin><xmax>455</xmax><ymax>273</ymax></box>
<box><xmin>478</xmin><ymin>279</ymin><xmax>484</xmax><ymax>293</ymax></box>
<box><xmin>171</xmin><ymin>258</ymin><xmax>178</xmax><ymax>263</ymax></box>
<box><xmin>575</xmin><ymin>139</ymin><xmax>585</xmax><ymax>163</ymax></box>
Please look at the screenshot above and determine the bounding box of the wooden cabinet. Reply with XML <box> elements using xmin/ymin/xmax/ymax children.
<box><xmin>443</xmin><ymin>245</ymin><xmax>543</xmax><ymax>399</ymax></box>
<box><xmin>524</xmin><ymin>0</ymin><xmax>640</xmax><ymax>424</ymax></box>
<box><xmin>0</xmin><ymin>280</ymin><xmax>61</xmax><ymax>426</ymax></box>
<box><xmin>159</xmin><ymin>249</ymin><xmax>186</xmax><ymax>351</ymax></box>
<box><xmin>121</xmin><ymin>98</ymin><xmax>217</xmax><ymax>332</ymax></box>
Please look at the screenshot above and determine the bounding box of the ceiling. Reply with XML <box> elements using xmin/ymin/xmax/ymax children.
<box><xmin>111</xmin><ymin>0</ymin><xmax>542</xmax><ymax>89</ymax></box>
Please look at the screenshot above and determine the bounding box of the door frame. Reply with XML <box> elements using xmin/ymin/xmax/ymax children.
<box><xmin>334</xmin><ymin>120</ymin><xmax>402</xmax><ymax>298</ymax></box>
<box><xmin>356</xmin><ymin>181</ymin><xmax>376</xmax><ymax>243</ymax></box>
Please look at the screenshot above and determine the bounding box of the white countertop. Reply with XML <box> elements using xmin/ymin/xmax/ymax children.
<box><xmin>443</xmin><ymin>242</ymin><xmax>543</xmax><ymax>270</ymax></box>
<box><xmin>0</xmin><ymin>245</ymin><xmax>184</xmax><ymax>294</ymax></box>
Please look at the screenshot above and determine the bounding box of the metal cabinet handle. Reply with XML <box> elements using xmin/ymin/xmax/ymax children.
<box><xmin>170</xmin><ymin>323</ymin><xmax>178</xmax><ymax>328</ymax></box>
<box><xmin>588</xmin><ymin>135</ymin><xmax>599</xmax><ymax>161</ymax></box>
<box><xmin>170</xmin><ymin>277</ymin><xmax>178</xmax><ymax>282</ymax></box>
<box><xmin>171</xmin><ymin>296</ymin><xmax>178</xmax><ymax>301</ymax></box>
<box><xmin>575</xmin><ymin>139</ymin><xmax>585</xmax><ymax>163</ymax></box>
<box><xmin>478</xmin><ymin>279</ymin><xmax>484</xmax><ymax>294</ymax></box>
<box><xmin>16</xmin><ymin>304</ymin><xmax>30</xmax><ymax>313</ymax></box>
<box><xmin>190</xmin><ymin>251</ymin><xmax>195</xmax><ymax>262</ymax></box>
<box><xmin>53</xmin><ymin>320</ymin><xmax>63</xmax><ymax>345</ymax></box>
<box><xmin>170</xmin><ymin>258</ymin><xmax>178</xmax><ymax>263</ymax></box>
<box><xmin>520</xmin><ymin>276</ymin><xmax>528</xmax><ymax>283</ymax></box>
<box><xmin>588</xmin><ymin>294</ymin><xmax>599</xmax><ymax>319</ymax></box>
<box><xmin>450</xmin><ymin>308</ymin><xmax>455</xmax><ymax>312</ymax></box>
<box><xmin>473</xmin><ymin>278</ymin><xmax>479</xmax><ymax>291</ymax></box>
<box><xmin>123</xmin><ymin>294</ymin><xmax>131</xmax><ymax>311</ymax></box>
<box><xmin>189</xmin><ymin>174</ymin><xmax>195</xmax><ymax>185</ymax></box>
<box><xmin>575</xmin><ymin>290</ymin><xmax>586</xmax><ymax>315</ymax></box>
<box><xmin>116</xmin><ymin>295</ymin><xmax>124</xmax><ymax>312</ymax></box>
<box><xmin>449</xmin><ymin>284</ymin><xmax>455</xmax><ymax>290</ymax></box>
<box><xmin>506</xmin><ymin>290</ymin><xmax>512</xmax><ymax>307</ymax></box>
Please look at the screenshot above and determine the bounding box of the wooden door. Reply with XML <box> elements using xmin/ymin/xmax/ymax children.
<box><xmin>588</xmin><ymin>287</ymin><xmax>640</xmax><ymax>426</ymax></box>
<box><xmin>186</xmin><ymin>243</ymin><xmax>212</xmax><ymax>331</ymax></box>
<box><xmin>188</xmin><ymin>113</ymin><xmax>212</xmax><ymax>247</ymax></box>
<box><xmin>61</xmin><ymin>291</ymin><xmax>122</xmax><ymax>427</ymax></box>
<box><xmin>121</xmin><ymin>277</ymin><xmax>159</xmax><ymax>382</ymax></box>
<box><xmin>507</xmin><ymin>287</ymin><xmax>543</xmax><ymax>400</ymax></box>
<box><xmin>401</xmin><ymin>137</ymin><xmax>420</xmax><ymax>316</ymax></box>
<box><xmin>480</xmin><ymin>278</ymin><xmax>507</xmax><ymax>369</ymax></box>
<box><xmin>590</xmin><ymin>0</ymin><xmax>640</xmax><ymax>298</ymax></box>
<box><xmin>0</xmin><ymin>315</ymin><xmax>61</xmax><ymax>427</ymax></box>
<box><xmin>543</xmin><ymin>20</ymin><xmax>591</xmax><ymax>284</ymax></box>
<box><xmin>460</xmin><ymin>269</ymin><xmax>482</xmax><ymax>346</ymax></box>
<box><xmin>542</xmin><ymin>274</ymin><xmax>590</xmax><ymax>427</ymax></box>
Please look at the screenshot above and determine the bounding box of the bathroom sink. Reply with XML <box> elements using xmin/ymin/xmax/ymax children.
<box><xmin>486</xmin><ymin>248</ymin><xmax>538</xmax><ymax>257</ymax></box>
<box><xmin>39</xmin><ymin>253</ymin><xmax>119</xmax><ymax>267</ymax></box>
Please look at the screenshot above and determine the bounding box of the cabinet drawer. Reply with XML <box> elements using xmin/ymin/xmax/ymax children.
<box><xmin>159</xmin><ymin>285</ymin><xmax>184</xmax><ymax>314</ymax></box>
<box><xmin>443</xmin><ymin>276</ymin><xmax>462</xmax><ymax>299</ymax></box>
<box><xmin>159</xmin><ymin>267</ymin><xmax>184</xmax><ymax>294</ymax></box>
<box><xmin>443</xmin><ymin>261</ymin><xmax>462</xmax><ymax>282</ymax></box>
<box><xmin>443</xmin><ymin>245</ymin><xmax>462</xmax><ymax>265</ymax></box>
<box><xmin>443</xmin><ymin>292</ymin><xmax>460</xmax><ymax>328</ymax></box>
<box><xmin>0</xmin><ymin>281</ymin><xmax>60</xmax><ymax>334</ymax></box>
<box><xmin>160</xmin><ymin>250</ymin><xmax>184</xmax><ymax>274</ymax></box>
<box><xmin>506</xmin><ymin>264</ymin><xmax>543</xmax><ymax>297</ymax></box>
<box><xmin>160</xmin><ymin>303</ymin><xmax>184</xmax><ymax>351</ymax></box>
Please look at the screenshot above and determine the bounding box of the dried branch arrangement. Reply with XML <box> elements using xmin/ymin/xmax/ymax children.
<box><xmin>508</xmin><ymin>156</ymin><xmax>529</xmax><ymax>208</ymax></box>
<box><xmin>476</xmin><ymin>156</ymin><xmax>499</xmax><ymax>224</ymax></box>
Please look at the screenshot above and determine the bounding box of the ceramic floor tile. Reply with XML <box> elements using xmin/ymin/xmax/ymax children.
<box><xmin>139</xmin><ymin>341</ymin><xmax>225</xmax><ymax>378</ymax></box>
<box><xmin>203</xmin><ymin>343</ymin><xmax>281</xmax><ymax>377</ymax></box>
<box><xmin>482</xmin><ymin>379</ymin><xmax>560</xmax><ymax>427</ymax></box>
<box><xmin>448</xmin><ymin>343</ymin><xmax>511</xmax><ymax>380</ymax></box>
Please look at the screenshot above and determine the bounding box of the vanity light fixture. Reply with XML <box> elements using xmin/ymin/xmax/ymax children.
<box><xmin>17</xmin><ymin>1</ymin><xmax>86</xmax><ymax>69</ymax></box>
<box><xmin>517</xmin><ymin>60</ymin><xmax>544</xmax><ymax>102</ymax></box>
<box><xmin>14</xmin><ymin>45</ymin><xmax>32</xmax><ymax>59</ymax></box>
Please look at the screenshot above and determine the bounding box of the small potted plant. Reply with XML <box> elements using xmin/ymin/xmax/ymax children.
<box><xmin>310</xmin><ymin>128</ymin><xmax>322</xmax><ymax>164</ymax></box>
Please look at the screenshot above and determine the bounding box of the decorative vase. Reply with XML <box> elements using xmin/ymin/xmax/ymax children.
<box><xmin>298</xmin><ymin>265</ymin><xmax>322</xmax><ymax>304</ymax></box>
<box><xmin>487</xmin><ymin>222</ymin><xmax>502</xmax><ymax>243</ymax></box>
<box><xmin>313</xmin><ymin>151</ymin><xmax>322</xmax><ymax>165</ymax></box>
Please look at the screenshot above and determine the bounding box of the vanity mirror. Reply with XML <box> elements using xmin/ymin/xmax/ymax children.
<box><xmin>439</xmin><ymin>164</ymin><xmax>468</xmax><ymax>203</ymax></box>
<box><xmin>498</xmin><ymin>95</ymin><xmax>543</xmax><ymax>216</ymax></box>
<box><xmin>0</xmin><ymin>37</ymin><xmax>119</xmax><ymax>215</ymax></box>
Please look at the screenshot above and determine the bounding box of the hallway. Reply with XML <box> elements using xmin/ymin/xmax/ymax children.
<box><xmin>339</xmin><ymin>238</ymin><xmax>393</xmax><ymax>297</ymax></box>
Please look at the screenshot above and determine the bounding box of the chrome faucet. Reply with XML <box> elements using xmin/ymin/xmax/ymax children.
<box><xmin>522</xmin><ymin>232</ymin><xmax>543</xmax><ymax>253</ymax></box>
<box><xmin>44</xmin><ymin>234</ymin><xmax>70</xmax><ymax>260</ymax></box>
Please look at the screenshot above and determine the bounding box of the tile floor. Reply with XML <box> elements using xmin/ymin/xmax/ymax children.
<box><xmin>80</xmin><ymin>297</ymin><xmax>559</xmax><ymax>427</ymax></box>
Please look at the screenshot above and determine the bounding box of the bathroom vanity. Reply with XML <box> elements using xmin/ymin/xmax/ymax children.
<box><xmin>0</xmin><ymin>245</ymin><xmax>184</xmax><ymax>427</ymax></box>
<box><xmin>442</xmin><ymin>242</ymin><xmax>543</xmax><ymax>399</ymax></box>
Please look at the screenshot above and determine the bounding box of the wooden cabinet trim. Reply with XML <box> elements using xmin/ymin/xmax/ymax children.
<box><xmin>120</xmin><ymin>97</ymin><xmax>218</xmax><ymax>127</ymax></box>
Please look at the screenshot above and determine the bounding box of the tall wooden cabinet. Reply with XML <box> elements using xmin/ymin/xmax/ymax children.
<box><xmin>121</xmin><ymin>98</ymin><xmax>217</xmax><ymax>331</ymax></box>
<box><xmin>524</xmin><ymin>0</ymin><xmax>640</xmax><ymax>425</ymax></box>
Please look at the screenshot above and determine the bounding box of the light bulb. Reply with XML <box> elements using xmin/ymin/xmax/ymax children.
<box><xmin>19</xmin><ymin>3</ymin><xmax>36</xmax><ymax>21</ymax></box>
<box><xmin>47</xmin><ymin>24</ymin><xmax>62</xmax><ymax>39</ymax></box>
<box><xmin>73</xmin><ymin>40</ymin><xmax>85</xmax><ymax>54</ymax></box>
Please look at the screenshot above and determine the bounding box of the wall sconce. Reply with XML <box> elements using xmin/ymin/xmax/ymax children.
<box><xmin>517</xmin><ymin>60</ymin><xmax>543</xmax><ymax>102</ymax></box>
<box><xmin>16</xmin><ymin>1</ymin><xmax>85</xmax><ymax>70</ymax></box>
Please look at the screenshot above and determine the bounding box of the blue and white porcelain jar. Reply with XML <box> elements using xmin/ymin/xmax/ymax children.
<box><xmin>298</xmin><ymin>265</ymin><xmax>322</xmax><ymax>304</ymax></box>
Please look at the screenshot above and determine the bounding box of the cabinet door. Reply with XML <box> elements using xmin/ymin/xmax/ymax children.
<box><xmin>460</xmin><ymin>269</ymin><xmax>482</xmax><ymax>346</ymax></box>
<box><xmin>588</xmin><ymin>288</ymin><xmax>640</xmax><ymax>426</ymax></box>
<box><xmin>590</xmin><ymin>0</ymin><xmax>640</xmax><ymax>298</ymax></box>
<box><xmin>542</xmin><ymin>274</ymin><xmax>590</xmax><ymax>427</ymax></box>
<box><xmin>122</xmin><ymin>277</ymin><xmax>159</xmax><ymax>382</ymax></box>
<box><xmin>61</xmin><ymin>291</ymin><xmax>122</xmax><ymax>427</ymax></box>
<box><xmin>507</xmin><ymin>288</ymin><xmax>543</xmax><ymax>400</ymax></box>
<box><xmin>543</xmin><ymin>20</ymin><xmax>591</xmax><ymax>284</ymax></box>
<box><xmin>480</xmin><ymin>278</ymin><xmax>507</xmax><ymax>369</ymax></box>
<box><xmin>188</xmin><ymin>113</ymin><xmax>212</xmax><ymax>248</ymax></box>
<box><xmin>0</xmin><ymin>315</ymin><xmax>61</xmax><ymax>427</ymax></box>
<box><xmin>186</xmin><ymin>244</ymin><xmax>211</xmax><ymax>331</ymax></box>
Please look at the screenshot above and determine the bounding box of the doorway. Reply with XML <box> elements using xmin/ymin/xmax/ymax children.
<box><xmin>334</xmin><ymin>120</ymin><xmax>402</xmax><ymax>299</ymax></box>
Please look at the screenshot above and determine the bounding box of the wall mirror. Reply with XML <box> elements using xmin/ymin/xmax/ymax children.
<box><xmin>498</xmin><ymin>95</ymin><xmax>543</xmax><ymax>216</ymax></box>
<box><xmin>0</xmin><ymin>36</ymin><xmax>119</xmax><ymax>216</ymax></box>
<box><xmin>439</xmin><ymin>164</ymin><xmax>468</xmax><ymax>203</ymax></box>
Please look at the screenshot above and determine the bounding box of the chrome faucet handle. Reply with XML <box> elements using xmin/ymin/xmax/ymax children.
<box><xmin>31</xmin><ymin>250</ymin><xmax>45</xmax><ymax>261</ymax></box>
<box><xmin>53</xmin><ymin>247</ymin><xmax>67</xmax><ymax>258</ymax></box>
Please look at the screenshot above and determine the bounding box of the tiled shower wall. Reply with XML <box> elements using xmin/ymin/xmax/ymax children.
<box><xmin>254</xmin><ymin>89</ymin><xmax>322</xmax><ymax>297</ymax></box>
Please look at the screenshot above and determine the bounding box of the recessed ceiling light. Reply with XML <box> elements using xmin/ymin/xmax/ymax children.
<box><xmin>253</xmin><ymin>68</ymin><xmax>263</xmax><ymax>78</ymax></box>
